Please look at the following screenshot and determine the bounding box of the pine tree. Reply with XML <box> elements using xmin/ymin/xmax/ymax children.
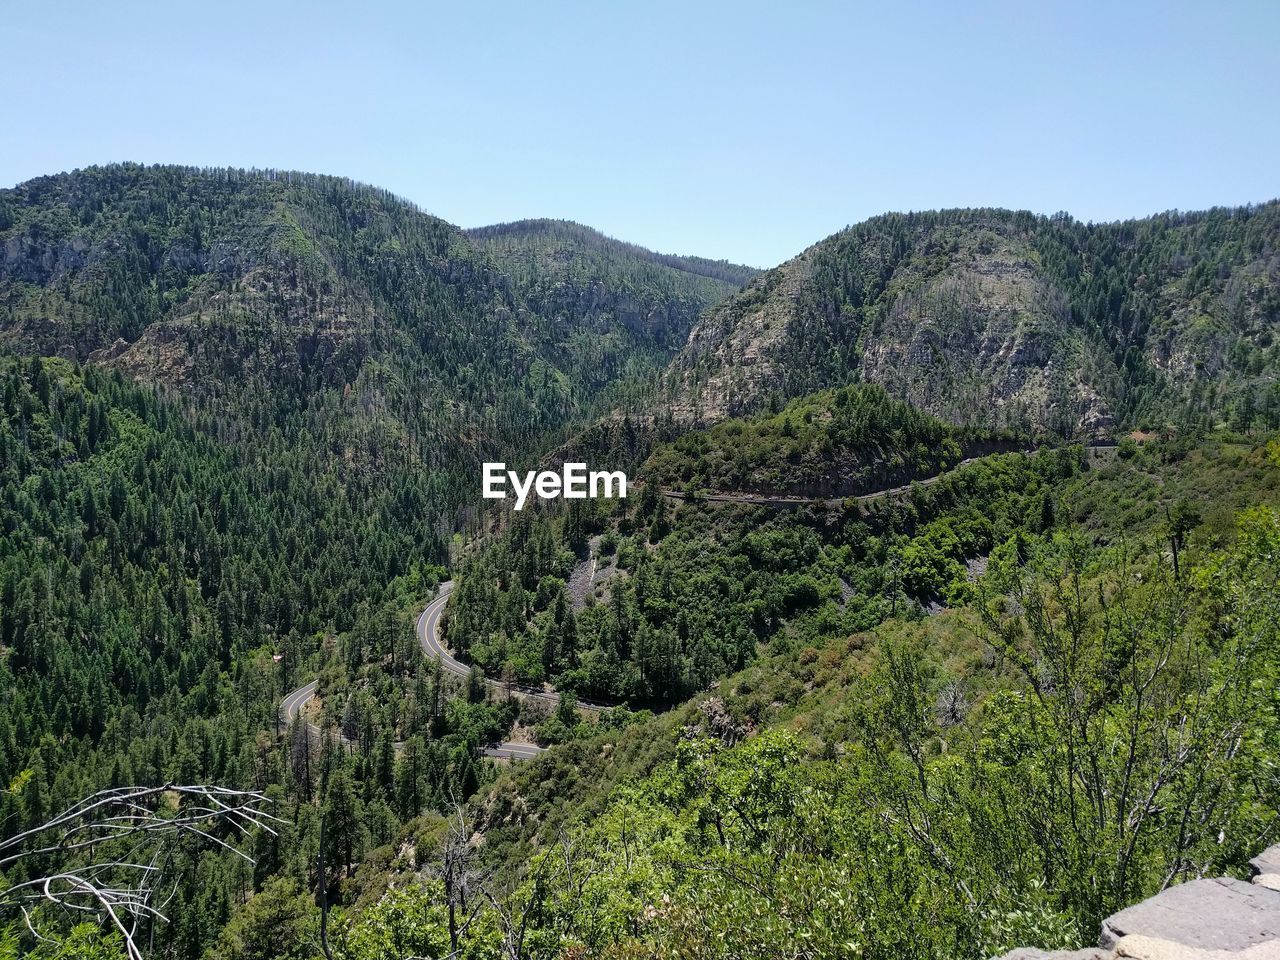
<box><xmin>322</xmin><ymin>766</ymin><xmax>361</xmax><ymax>879</ymax></box>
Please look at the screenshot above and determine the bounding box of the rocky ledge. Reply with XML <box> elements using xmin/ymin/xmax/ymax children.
<box><xmin>998</xmin><ymin>846</ymin><xmax>1280</xmax><ymax>960</ymax></box>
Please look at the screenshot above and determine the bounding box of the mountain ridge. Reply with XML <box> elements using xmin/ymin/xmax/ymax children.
<box><xmin>661</xmin><ymin>203</ymin><xmax>1280</xmax><ymax>436</ymax></box>
<box><xmin>466</xmin><ymin>217</ymin><xmax>759</xmax><ymax>287</ymax></box>
<box><xmin>0</xmin><ymin>163</ymin><xmax>751</xmax><ymax>482</ymax></box>
<box><xmin>7</xmin><ymin>167</ymin><xmax>1276</xmax><ymax>447</ymax></box>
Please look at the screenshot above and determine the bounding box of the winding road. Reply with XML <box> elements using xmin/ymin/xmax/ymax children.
<box><xmin>418</xmin><ymin>586</ymin><xmax>612</xmax><ymax>713</ymax></box>
<box><xmin>280</xmin><ymin>583</ymin><xmax>548</xmax><ymax>761</ymax></box>
<box><xmin>283</xmin><ymin>444</ymin><xmax>1116</xmax><ymax>761</ymax></box>
<box><xmin>660</xmin><ymin>443</ymin><xmax>1116</xmax><ymax>510</ymax></box>
<box><xmin>660</xmin><ymin>454</ymin><xmax>1009</xmax><ymax>510</ymax></box>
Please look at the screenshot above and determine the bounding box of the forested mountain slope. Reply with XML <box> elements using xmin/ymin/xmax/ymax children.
<box><xmin>0</xmin><ymin>166</ymin><xmax>760</xmax><ymax>957</ymax></box>
<box><xmin>0</xmin><ymin>354</ymin><xmax>538</xmax><ymax>958</ymax></box>
<box><xmin>466</xmin><ymin>219</ymin><xmax>756</xmax><ymax>409</ymax></box>
<box><xmin>0</xmin><ymin>165</ymin><xmax>747</xmax><ymax>481</ymax></box>
<box><xmin>209</xmin><ymin>432</ymin><xmax>1280</xmax><ymax>960</ymax></box>
<box><xmin>451</xmin><ymin>435</ymin><xmax>1280</xmax><ymax>959</ymax></box>
<box><xmin>664</xmin><ymin>204</ymin><xmax>1280</xmax><ymax>435</ymax></box>
<box><xmin>467</xmin><ymin>218</ymin><xmax>756</xmax><ymax>293</ymax></box>
<box><xmin>644</xmin><ymin>383</ymin><xmax>1027</xmax><ymax>497</ymax></box>
<box><xmin>447</xmin><ymin>387</ymin><xmax>1037</xmax><ymax>706</ymax></box>
<box><xmin>4</xmin><ymin>166</ymin><xmax>1280</xmax><ymax>959</ymax></box>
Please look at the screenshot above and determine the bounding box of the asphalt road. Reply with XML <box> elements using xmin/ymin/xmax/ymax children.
<box><xmin>418</xmin><ymin>583</ymin><xmax>610</xmax><ymax>713</ymax></box>
<box><xmin>284</xmin><ymin>446</ymin><xmax>1115</xmax><ymax>761</ymax></box>
<box><xmin>660</xmin><ymin>454</ymin><xmax>1005</xmax><ymax>509</ymax></box>
<box><xmin>660</xmin><ymin>445</ymin><xmax>1116</xmax><ymax>509</ymax></box>
<box><xmin>279</xmin><ymin>583</ymin><xmax>547</xmax><ymax>761</ymax></box>
<box><xmin>279</xmin><ymin>679</ymin><xmax>319</xmax><ymax>728</ymax></box>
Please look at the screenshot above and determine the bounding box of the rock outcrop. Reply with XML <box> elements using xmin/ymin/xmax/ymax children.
<box><xmin>1099</xmin><ymin>878</ymin><xmax>1280</xmax><ymax>951</ymax></box>
<box><xmin>662</xmin><ymin>205</ymin><xmax>1280</xmax><ymax>438</ymax></box>
<box><xmin>998</xmin><ymin>846</ymin><xmax>1280</xmax><ymax>960</ymax></box>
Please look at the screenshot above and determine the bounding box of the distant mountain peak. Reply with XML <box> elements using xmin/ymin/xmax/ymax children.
<box><xmin>467</xmin><ymin>218</ymin><xmax>759</xmax><ymax>288</ymax></box>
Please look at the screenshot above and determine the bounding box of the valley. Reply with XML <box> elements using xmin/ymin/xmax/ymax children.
<box><xmin>1</xmin><ymin>165</ymin><xmax>1278</xmax><ymax>960</ymax></box>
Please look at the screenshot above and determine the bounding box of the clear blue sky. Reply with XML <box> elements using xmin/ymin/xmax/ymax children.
<box><xmin>4</xmin><ymin>0</ymin><xmax>1277</xmax><ymax>268</ymax></box>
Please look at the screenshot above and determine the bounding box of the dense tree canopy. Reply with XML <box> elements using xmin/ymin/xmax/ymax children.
<box><xmin>668</xmin><ymin>204</ymin><xmax>1280</xmax><ymax>435</ymax></box>
<box><xmin>1</xmin><ymin>170</ymin><xmax>1278</xmax><ymax>958</ymax></box>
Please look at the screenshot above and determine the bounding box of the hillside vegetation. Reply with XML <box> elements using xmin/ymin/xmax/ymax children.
<box><xmin>3</xmin><ymin>170</ymin><xmax>1279</xmax><ymax>960</ymax></box>
<box><xmin>443</xmin><ymin>435</ymin><xmax>1280</xmax><ymax>959</ymax></box>
<box><xmin>449</xmin><ymin>389</ymin><xmax>1067</xmax><ymax>706</ymax></box>
<box><xmin>466</xmin><ymin>219</ymin><xmax>755</xmax><ymax>410</ymax></box>
<box><xmin>0</xmin><ymin>355</ymin><xmax>544</xmax><ymax>958</ymax></box>
<box><xmin>482</xmin><ymin>501</ymin><xmax>1279</xmax><ymax>956</ymax></box>
<box><xmin>667</xmin><ymin>205</ymin><xmax>1280</xmax><ymax>435</ymax></box>
<box><xmin>0</xmin><ymin>165</ymin><xmax>748</xmax><ymax>487</ymax></box>
<box><xmin>0</xmin><ymin>168</ymin><xmax>760</xmax><ymax>959</ymax></box>
<box><xmin>644</xmin><ymin>383</ymin><xmax>1025</xmax><ymax>496</ymax></box>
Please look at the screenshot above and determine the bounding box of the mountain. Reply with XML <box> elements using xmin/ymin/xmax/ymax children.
<box><xmin>413</xmin><ymin>431</ymin><xmax>1280</xmax><ymax>960</ymax></box>
<box><xmin>466</xmin><ymin>218</ymin><xmax>757</xmax><ymax>407</ymax></box>
<box><xmin>467</xmin><ymin>218</ymin><xmax>756</xmax><ymax>290</ymax></box>
<box><xmin>662</xmin><ymin>205</ymin><xmax>1280</xmax><ymax>436</ymax></box>
<box><xmin>5</xmin><ymin>167</ymin><xmax>1280</xmax><ymax>960</ymax></box>
<box><xmin>0</xmin><ymin>165</ymin><xmax>749</xmax><ymax>479</ymax></box>
<box><xmin>0</xmin><ymin>165</ymin><xmax>763</xmax><ymax>957</ymax></box>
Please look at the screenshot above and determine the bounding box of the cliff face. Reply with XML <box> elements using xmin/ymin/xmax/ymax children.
<box><xmin>663</xmin><ymin>206</ymin><xmax>1280</xmax><ymax>437</ymax></box>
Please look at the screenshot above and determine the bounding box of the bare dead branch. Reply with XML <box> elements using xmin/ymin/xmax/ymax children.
<box><xmin>0</xmin><ymin>783</ymin><xmax>283</xmax><ymax>960</ymax></box>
